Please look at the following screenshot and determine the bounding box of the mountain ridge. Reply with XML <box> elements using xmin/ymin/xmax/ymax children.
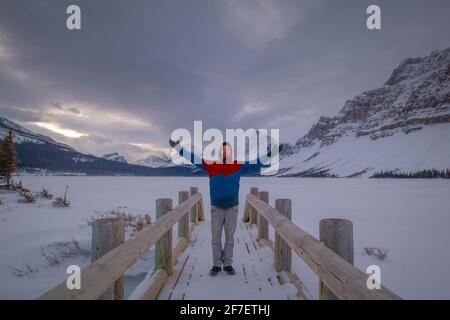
<box><xmin>280</xmin><ymin>47</ymin><xmax>450</xmax><ymax>177</ymax></box>
<box><xmin>0</xmin><ymin>116</ymin><xmax>202</xmax><ymax>176</ymax></box>
<box><xmin>1</xmin><ymin>48</ymin><xmax>449</xmax><ymax>177</ymax></box>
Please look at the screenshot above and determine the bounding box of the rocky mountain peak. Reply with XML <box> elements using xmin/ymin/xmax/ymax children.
<box><xmin>282</xmin><ymin>47</ymin><xmax>450</xmax><ymax>177</ymax></box>
<box><xmin>386</xmin><ymin>48</ymin><xmax>450</xmax><ymax>86</ymax></box>
<box><xmin>102</xmin><ymin>152</ymin><xmax>128</xmax><ymax>163</ymax></box>
<box><xmin>294</xmin><ymin>47</ymin><xmax>450</xmax><ymax>150</ymax></box>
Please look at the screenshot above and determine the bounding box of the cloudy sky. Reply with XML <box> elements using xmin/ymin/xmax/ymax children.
<box><xmin>0</xmin><ymin>0</ymin><xmax>449</xmax><ymax>162</ymax></box>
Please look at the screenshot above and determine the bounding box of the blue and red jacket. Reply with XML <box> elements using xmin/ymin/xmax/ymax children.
<box><xmin>178</xmin><ymin>147</ymin><xmax>264</xmax><ymax>208</ymax></box>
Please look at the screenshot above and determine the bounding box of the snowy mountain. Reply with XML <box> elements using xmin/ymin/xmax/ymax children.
<box><xmin>0</xmin><ymin>116</ymin><xmax>202</xmax><ymax>176</ymax></box>
<box><xmin>0</xmin><ymin>116</ymin><xmax>77</xmax><ymax>152</ymax></box>
<box><xmin>102</xmin><ymin>152</ymin><xmax>128</xmax><ymax>164</ymax></box>
<box><xmin>280</xmin><ymin>48</ymin><xmax>450</xmax><ymax>177</ymax></box>
<box><xmin>136</xmin><ymin>151</ymin><xmax>172</xmax><ymax>168</ymax></box>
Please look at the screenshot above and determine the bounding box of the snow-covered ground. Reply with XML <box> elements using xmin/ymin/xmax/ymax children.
<box><xmin>0</xmin><ymin>176</ymin><xmax>449</xmax><ymax>299</ymax></box>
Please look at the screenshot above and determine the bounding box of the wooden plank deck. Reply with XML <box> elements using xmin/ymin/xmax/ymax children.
<box><xmin>157</xmin><ymin>219</ymin><xmax>310</xmax><ymax>300</ymax></box>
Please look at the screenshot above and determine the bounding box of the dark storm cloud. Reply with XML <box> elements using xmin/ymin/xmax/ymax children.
<box><xmin>0</xmin><ymin>0</ymin><xmax>449</xmax><ymax>161</ymax></box>
<box><xmin>50</xmin><ymin>102</ymin><xmax>80</xmax><ymax>115</ymax></box>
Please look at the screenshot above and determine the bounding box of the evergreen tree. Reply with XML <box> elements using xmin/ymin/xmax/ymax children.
<box><xmin>0</xmin><ymin>130</ymin><xmax>18</xmax><ymax>188</ymax></box>
<box><xmin>0</xmin><ymin>148</ymin><xmax>6</xmax><ymax>185</ymax></box>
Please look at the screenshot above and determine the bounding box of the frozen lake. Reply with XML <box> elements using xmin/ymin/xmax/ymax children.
<box><xmin>0</xmin><ymin>176</ymin><xmax>449</xmax><ymax>299</ymax></box>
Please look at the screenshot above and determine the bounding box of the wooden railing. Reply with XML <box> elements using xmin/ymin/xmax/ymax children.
<box><xmin>38</xmin><ymin>184</ymin><xmax>400</xmax><ymax>300</ymax></box>
<box><xmin>38</xmin><ymin>187</ymin><xmax>204</xmax><ymax>300</ymax></box>
<box><xmin>244</xmin><ymin>189</ymin><xmax>401</xmax><ymax>300</ymax></box>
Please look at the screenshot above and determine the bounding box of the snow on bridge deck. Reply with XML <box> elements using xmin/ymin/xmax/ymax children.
<box><xmin>157</xmin><ymin>219</ymin><xmax>306</xmax><ymax>300</ymax></box>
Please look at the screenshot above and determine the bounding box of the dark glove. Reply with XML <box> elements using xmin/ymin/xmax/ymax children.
<box><xmin>279</xmin><ymin>144</ymin><xmax>284</xmax><ymax>153</ymax></box>
<box><xmin>169</xmin><ymin>139</ymin><xmax>180</xmax><ymax>148</ymax></box>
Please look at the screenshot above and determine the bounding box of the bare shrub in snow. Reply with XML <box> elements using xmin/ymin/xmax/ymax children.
<box><xmin>41</xmin><ymin>238</ymin><xmax>90</xmax><ymax>266</ymax></box>
<box><xmin>20</xmin><ymin>186</ymin><xmax>31</xmax><ymax>193</ymax></box>
<box><xmin>53</xmin><ymin>196</ymin><xmax>70</xmax><ymax>207</ymax></box>
<box><xmin>39</xmin><ymin>188</ymin><xmax>53</xmax><ymax>199</ymax></box>
<box><xmin>11</xmin><ymin>180</ymin><xmax>30</xmax><ymax>193</ymax></box>
<box><xmin>364</xmin><ymin>246</ymin><xmax>388</xmax><ymax>261</ymax></box>
<box><xmin>10</xmin><ymin>263</ymin><xmax>39</xmax><ymax>278</ymax></box>
<box><xmin>40</xmin><ymin>249</ymin><xmax>59</xmax><ymax>266</ymax></box>
<box><xmin>19</xmin><ymin>191</ymin><xmax>36</xmax><ymax>203</ymax></box>
<box><xmin>53</xmin><ymin>185</ymin><xmax>70</xmax><ymax>207</ymax></box>
<box><xmin>10</xmin><ymin>180</ymin><xmax>22</xmax><ymax>191</ymax></box>
<box><xmin>86</xmin><ymin>210</ymin><xmax>152</xmax><ymax>233</ymax></box>
<box><xmin>132</xmin><ymin>214</ymin><xmax>152</xmax><ymax>232</ymax></box>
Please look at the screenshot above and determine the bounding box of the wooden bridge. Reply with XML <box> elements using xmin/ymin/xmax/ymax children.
<box><xmin>38</xmin><ymin>187</ymin><xmax>401</xmax><ymax>300</ymax></box>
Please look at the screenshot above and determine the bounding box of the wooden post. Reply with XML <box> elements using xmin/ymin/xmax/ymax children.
<box><xmin>319</xmin><ymin>218</ymin><xmax>354</xmax><ymax>300</ymax></box>
<box><xmin>177</xmin><ymin>191</ymin><xmax>190</xmax><ymax>240</ymax></box>
<box><xmin>155</xmin><ymin>198</ymin><xmax>173</xmax><ymax>276</ymax></box>
<box><xmin>274</xmin><ymin>199</ymin><xmax>292</xmax><ymax>273</ymax></box>
<box><xmin>91</xmin><ymin>217</ymin><xmax>125</xmax><ymax>300</ymax></box>
<box><xmin>243</xmin><ymin>201</ymin><xmax>250</xmax><ymax>223</ymax></box>
<box><xmin>257</xmin><ymin>191</ymin><xmax>269</xmax><ymax>241</ymax></box>
<box><xmin>197</xmin><ymin>197</ymin><xmax>205</xmax><ymax>221</ymax></box>
<box><xmin>249</xmin><ymin>187</ymin><xmax>259</xmax><ymax>225</ymax></box>
<box><xmin>189</xmin><ymin>187</ymin><xmax>199</xmax><ymax>224</ymax></box>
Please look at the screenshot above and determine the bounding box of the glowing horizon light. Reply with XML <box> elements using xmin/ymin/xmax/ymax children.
<box><xmin>33</xmin><ymin>122</ymin><xmax>88</xmax><ymax>138</ymax></box>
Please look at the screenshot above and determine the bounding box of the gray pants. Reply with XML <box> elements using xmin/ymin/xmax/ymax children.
<box><xmin>211</xmin><ymin>205</ymin><xmax>238</xmax><ymax>267</ymax></box>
